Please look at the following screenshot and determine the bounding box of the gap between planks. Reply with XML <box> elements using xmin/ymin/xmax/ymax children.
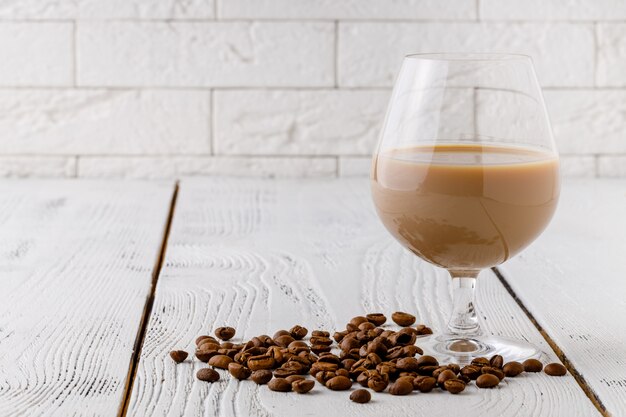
<box><xmin>492</xmin><ymin>267</ymin><xmax>610</xmax><ymax>417</ymax></box>
<box><xmin>117</xmin><ymin>181</ymin><xmax>180</xmax><ymax>417</ymax></box>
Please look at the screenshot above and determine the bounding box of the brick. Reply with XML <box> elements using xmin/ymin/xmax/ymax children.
<box><xmin>77</xmin><ymin>156</ymin><xmax>337</xmax><ymax>179</ymax></box>
<box><xmin>480</xmin><ymin>0</ymin><xmax>626</xmax><ymax>20</ymax></box>
<box><xmin>77</xmin><ymin>22</ymin><xmax>334</xmax><ymax>87</ymax></box>
<box><xmin>559</xmin><ymin>155</ymin><xmax>596</xmax><ymax>178</ymax></box>
<box><xmin>598</xmin><ymin>156</ymin><xmax>626</xmax><ymax>177</ymax></box>
<box><xmin>339</xmin><ymin>23</ymin><xmax>594</xmax><ymax>87</ymax></box>
<box><xmin>597</xmin><ymin>24</ymin><xmax>626</xmax><ymax>86</ymax></box>
<box><xmin>0</xmin><ymin>89</ymin><xmax>210</xmax><ymax>155</ymax></box>
<box><xmin>219</xmin><ymin>0</ymin><xmax>475</xmax><ymax>19</ymax></box>
<box><xmin>339</xmin><ymin>157</ymin><xmax>371</xmax><ymax>176</ymax></box>
<box><xmin>214</xmin><ymin>90</ymin><xmax>389</xmax><ymax>155</ymax></box>
<box><xmin>0</xmin><ymin>157</ymin><xmax>76</xmax><ymax>178</ymax></box>
<box><xmin>0</xmin><ymin>23</ymin><xmax>72</xmax><ymax>86</ymax></box>
<box><xmin>0</xmin><ymin>0</ymin><xmax>214</xmax><ymax>19</ymax></box>
<box><xmin>543</xmin><ymin>90</ymin><xmax>626</xmax><ymax>154</ymax></box>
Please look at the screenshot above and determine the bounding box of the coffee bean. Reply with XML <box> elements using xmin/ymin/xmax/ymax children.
<box><xmin>366</xmin><ymin>313</ymin><xmax>387</xmax><ymax>326</ymax></box>
<box><xmin>289</xmin><ymin>325</ymin><xmax>308</xmax><ymax>340</ymax></box>
<box><xmin>340</xmin><ymin>337</ymin><xmax>360</xmax><ymax>352</ymax></box>
<box><xmin>197</xmin><ymin>341</ymin><xmax>220</xmax><ymax>351</ymax></box>
<box><xmin>367</xmin><ymin>373</ymin><xmax>389</xmax><ymax>392</ymax></box>
<box><xmin>416</xmin><ymin>355</ymin><xmax>439</xmax><ymax>367</ymax></box>
<box><xmin>358</xmin><ymin>322</ymin><xmax>376</xmax><ymax>332</ymax></box>
<box><xmin>274</xmin><ymin>334</ymin><xmax>295</xmax><ymax>348</ymax></box>
<box><xmin>432</xmin><ymin>366</ymin><xmax>449</xmax><ymax>379</ymax></box>
<box><xmin>214</xmin><ymin>326</ymin><xmax>235</xmax><ymax>341</ymax></box>
<box><xmin>268</xmin><ymin>378</ymin><xmax>292</xmax><ymax>392</ymax></box>
<box><xmin>195</xmin><ymin>350</ymin><xmax>219</xmax><ymax>363</ymax></box>
<box><xmin>389</xmin><ymin>379</ymin><xmax>413</xmax><ymax>395</ymax></box>
<box><xmin>318</xmin><ymin>353</ymin><xmax>341</xmax><ymax>364</ymax></box>
<box><xmin>169</xmin><ymin>350</ymin><xmax>188</xmax><ymax>363</ymax></box>
<box><xmin>396</xmin><ymin>357</ymin><xmax>419</xmax><ymax>372</ymax></box>
<box><xmin>196</xmin><ymin>335</ymin><xmax>218</xmax><ymax>346</ymax></box>
<box><xmin>247</xmin><ymin>354</ymin><xmax>275</xmax><ymax>371</ymax></box>
<box><xmin>414</xmin><ymin>376</ymin><xmax>437</xmax><ymax>393</ymax></box>
<box><xmin>251</xmin><ymin>370</ymin><xmax>273</xmax><ymax>385</ymax></box>
<box><xmin>285</xmin><ymin>375</ymin><xmax>305</xmax><ymax>384</ymax></box>
<box><xmin>437</xmin><ymin>369</ymin><xmax>457</xmax><ymax>388</ymax></box>
<box><xmin>366</xmin><ymin>340</ymin><xmax>387</xmax><ymax>357</ymax></box>
<box><xmin>341</xmin><ymin>359</ymin><xmax>356</xmax><ymax>370</ymax></box>
<box><xmin>415</xmin><ymin>324</ymin><xmax>433</xmax><ymax>335</ymax></box>
<box><xmin>228</xmin><ymin>362</ymin><xmax>251</xmax><ymax>380</ymax></box>
<box><xmin>309</xmin><ymin>336</ymin><xmax>333</xmax><ymax>346</ymax></box>
<box><xmin>196</xmin><ymin>368</ymin><xmax>220</xmax><ymax>382</ymax></box>
<box><xmin>503</xmin><ymin>361</ymin><xmax>524</xmax><ymax>377</ymax></box>
<box><xmin>471</xmin><ymin>357</ymin><xmax>490</xmax><ymax>367</ymax></box>
<box><xmin>490</xmin><ymin>354</ymin><xmax>504</xmax><ymax>369</ymax></box>
<box><xmin>274</xmin><ymin>364</ymin><xmax>302</xmax><ymax>378</ymax></box>
<box><xmin>349</xmin><ymin>316</ymin><xmax>369</xmax><ymax>328</ymax></box>
<box><xmin>350</xmin><ymin>389</ymin><xmax>371</xmax><ymax>403</ymax></box>
<box><xmin>292</xmin><ymin>379</ymin><xmax>315</xmax><ymax>393</ymax></box>
<box><xmin>481</xmin><ymin>366</ymin><xmax>505</xmax><ymax>381</ymax></box>
<box><xmin>287</xmin><ymin>341</ymin><xmax>309</xmax><ymax>355</ymax></box>
<box><xmin>311</xmin><ymin>362</ymin><xmax>338</xmax><ymax>375</ymax></box>
<box><xmin>404</xmin><ymin>345</ymin><xmax>424</xmax><ymax>356</ymax></box>
<box><xmin>476</xmin><ymin>373</ymin><xmax>500</xmax><ymax>388</ymax></box>
<box><xmin>266</xmin><ymin>346</ymin><xmax>284</xmax><ymax>364</ymax></box>
<box><xmin>336</xmin><ymin>368</ymin><xmax>350</xmax><ymax>378</ymax></box>
<box><xmin>544</xmin><ymin>363</ymin><xmax>567</xmax><ymax>376</ymax></box>
<box><xmin>523</xmin><ymin>358</ymin><xmax>543</xmax><ymax>373</ymax></box>
<box><xmin>417</xmin><ymin>365</ymin><xmax>439</xmax><ymax>376</ymax></box>
<box><xmin>326</xmin><ymin>375</ymin><xmax>352</xmax><ymax>391</ymax></box>
<box><xmin>444</xmin><ymin>379</ymin><xmax>466</xmax><ymax>394</ymax></box>
<box><xmin>447</xmin><ymin>363</ymin><xmax>461</xmax><ymax>374</ymax></box>
<box><xmin>312</xmin><ymin>330</ymin><xmax>330</xmax><ymax>337</ymax></box>
<box><xmin>273</xmin><ymin>330</ymin><xmax>290</xmax><ymax>339</ymax></box>
<box><xmin>460</xmin><ymin>365</ymin><xmax>481</xmax><ymax>380</ymax></box>
<box><xmin>311</xmin><ymin>344</ymin><xmax>332</xmax><ymax>354</ymax></box>
<box><xmin>333</xmin><ymin>331</ymin><xmax>348</xmax><ymax>343</ymax></box>
<box><xmin>391</xmin><ymin>312</ymin><xmax>416</xmax><ymax>327</ymax></box>
<box><xmin>389</xmin><ymin>329</ymin><xmax>416</xmax><ymax>346</ymax></box>
<box><xmin>208</xmin><ymin>354</ymin><xmax>233</xmax><ymax>369</ymax></box>
<box><xmin>316</xmin><ymin>371</ymin><xmax>336</xmax><ymax>384</ymax></box>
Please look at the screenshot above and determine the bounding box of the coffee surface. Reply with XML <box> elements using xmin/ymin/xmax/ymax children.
<box><xmin>371</xmin><ymin>144</ymin><xmax>560</xmax><ymax>270</ymax></box>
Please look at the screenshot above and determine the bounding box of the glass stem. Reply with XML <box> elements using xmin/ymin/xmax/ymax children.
<box><xmin>446</xmin><ymin>271</ymin><xmax>481</xmax><ymax>336</ymax></box>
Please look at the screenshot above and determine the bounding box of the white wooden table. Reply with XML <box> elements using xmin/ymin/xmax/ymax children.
<box><xmin>0</xmin><ymin>178</ymin><xmax>623</xmax><ymax>417</ymax></box>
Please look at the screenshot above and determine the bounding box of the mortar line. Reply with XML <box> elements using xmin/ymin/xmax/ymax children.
<box><xmin>209</xmin><ymin>89</ymin><xmax>215</xmax><ymax>155</ymax></box>
<box><xmin>492</xmin><ymin>267</ymin><xmax>609</xmax><ymax>417</ymax></box>
<box><xmin>117</xmin><ymin>182</ymin><xmax>180</xmax><ymax>417</ymax></box>
<box><xmin>72</xmin><ymin>20</ymin><xmax>77</xmax><ymax>86</ymax></box>
<box><xmin>334</xmin><ymin>20</ymin><xmax>339</xmax><ymax>88</ymax></box>
<box><xmin>593</xmin><ymin>21</ymin><xmax>599</xmax><ymax>87</ymax></box>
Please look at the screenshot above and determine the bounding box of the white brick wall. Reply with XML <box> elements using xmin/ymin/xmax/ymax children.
<box><xmin>0</xmin><ymin>1</ymin><xmax>623</xmax><ymax>178</ymax></box>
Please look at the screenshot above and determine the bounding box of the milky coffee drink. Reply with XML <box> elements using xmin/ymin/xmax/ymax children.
<box><xmin>371</xmin><ymin>144</ymin><xmax>560</xmax><ymax>270</ymax></box>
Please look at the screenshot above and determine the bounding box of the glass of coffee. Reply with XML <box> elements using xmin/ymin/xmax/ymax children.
<box><xmin>371</xmin><ymin>53</ymin><xmax>560</xmax><ymax>363</ymax></box>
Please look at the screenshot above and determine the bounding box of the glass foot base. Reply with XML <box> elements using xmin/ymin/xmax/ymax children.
<box><xmin>418</xmin><ymin>334</ymin><xmax>544</xmax><ymax>365</ymax></box>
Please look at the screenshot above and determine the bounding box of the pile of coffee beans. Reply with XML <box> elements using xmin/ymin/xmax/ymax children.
<box><xmin>169</xmin><ymin>312</ymin><xmax>568</xmax><ymax>403</ymax></box>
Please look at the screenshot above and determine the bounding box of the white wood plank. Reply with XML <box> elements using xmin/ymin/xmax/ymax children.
<box><xmin>500</xmin><ymin>179</ymin><xmax>626</xmax><ymax>416</ymax></box>
<box><xmin>0</xmin><ymin>180</ymin><xmax>174</xmax><ymax>417</ymax></box>
<box><xmin>128</xmin><ymin>178</ymin><xmax>599</xmax><ymax>417</ymax></box>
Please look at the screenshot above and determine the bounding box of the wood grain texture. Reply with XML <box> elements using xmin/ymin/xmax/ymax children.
<box><xmin>128</xmin><ymin>178</ymin><xmax>599</xmax><ymax>417</ymax></box>
<box><xmin>0</xmin><ymin>180</ymin><xmax>174</xmax><ymax>417</ymax></box>
<box><xmin>500</xmin><ymin>179</ymin><xmax>626</xmax><ymax>416</ymax></box>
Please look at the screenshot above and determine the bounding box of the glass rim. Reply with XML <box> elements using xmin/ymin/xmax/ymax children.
<box><xmin>404</xmin><ymin>52</ymin><xmax>532</xmax><ymax>62</ymax></box>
